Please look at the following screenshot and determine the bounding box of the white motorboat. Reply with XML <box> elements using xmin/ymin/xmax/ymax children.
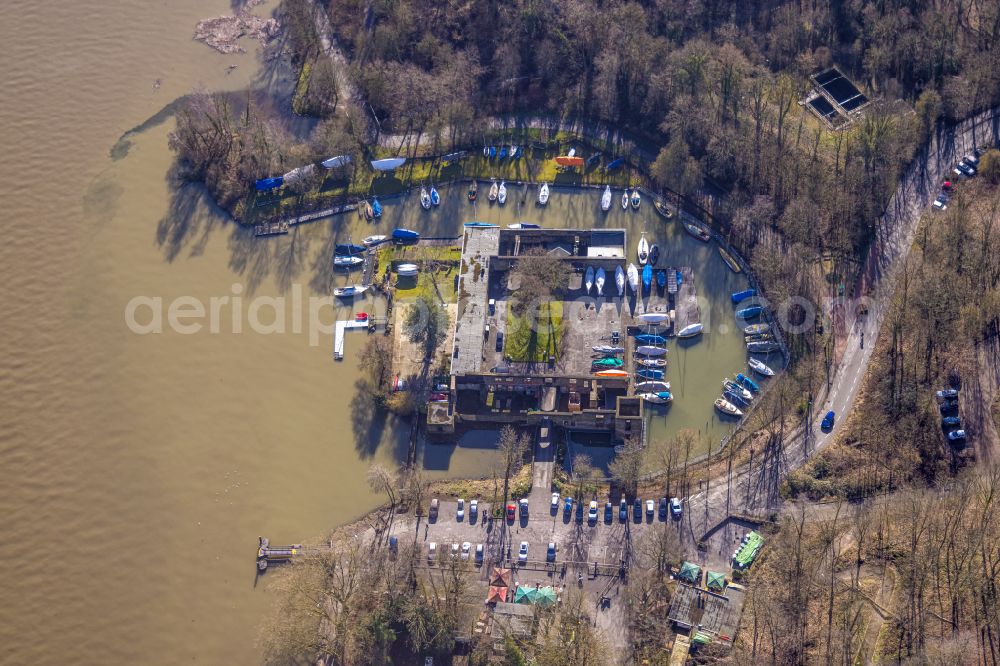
<box><xmin>677</xmin><ymin>323</ymin><xmax>704</xmax><ymax>338</ymax></box>
<box><xmin>334</xmin><ymin>285</ymin><xmax>369</xmax><ymax>298</ymax></box>
<box><xmin>488</xmin><ymin>181</ymin><xmax>499</xmax><ymax>202</ymax></box>
<box><xmin>497</xmin><ymin>181</ymin><xmax>507</xmax><ymax>205</ymax></box>
<box><xmin>637</xmin><ymin>233</ymin><xmax>649</xmax><ymax>265</ymax></box>
<box><xmin>637</xmin><ymin>358</ymin><xmax>667</xmax><ymax>368</ymax></box>
<box><xmin>595</xmin><ymin>267</ymin><xmax>605</xmax><ymax>295</ymax></box>
<box><xmin>635</xmin><ymin>346</ymin><xmax>666</xmax><ymax>356</ymax></box>
<box><xmin>585</xmin><ymin>266</ymin><xmax>594</xmax><ymax>293</ymax></box>
<box><xmin>715</xmin><ymin>398</ymin><xmax>743</xmax><ymax>417</ymax></box>
<box><xmin>334</xmin><ymin>255</ymin><xmax>363</xmax><ymax>268</ymax></box>
<box><xmin>639</xmin><ymin>392</ymin><xmax>673</xmax><ymax>404</ymax></box>
<box><xmin>638</xmin><ymin>312</ymin><xmax>668</xmax><ymax>324</ymax></box>
<box><xmin>615</xmin><ymin>265</ymin><xmax>625</xmax><ymax>296</ymax></box>
<box><xmin>601</xmin><ymin>185</ymin><xmax>612</xmax><ymax>212</ymax></box>
<box><xmin>396</xmin><ymin>263</ymin><xmax>419</xmax><ymax>277</ymax></box>
<box><xmin>420</xmin><ymin>186</ymin><xmax>431</xmax><ymax>210</ymax></box>
<box><xmin>362</xmin><ymin>235</ymin><xmax>387</xmax><ymax>247</ymax></box>
<box><xmin>538</xmin><ymin>182</ymin><xmax>549</xmax><ymax>205</ymax></box>
<box><xmin>749</xmin><ymin>358</ymin><xmax>776</xmax><ymax>377</ymax></box>
<box><xmin>627</xmin><ymin>263</ymin><xmax>639</xmax><ymax>292</ymax></box>
<box><xmin>635</xmin><ymin>380</ymin><xmax>670</xmax><ymax>392</ymax></box>
<box><xmin>621</xmin><ymin>190</ymin><xmax>629</xmax><ymax>210</ymax></box>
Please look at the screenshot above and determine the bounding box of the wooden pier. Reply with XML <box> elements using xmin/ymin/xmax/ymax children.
<box><xmin>254</xmin><ymin>221</ymin><xmax>289</xmax><ymax>237</ymax></box>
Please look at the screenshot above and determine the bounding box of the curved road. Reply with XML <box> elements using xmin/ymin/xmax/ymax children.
<box><xmin>686</xmin><ymin>107</ymin><xmax>1000</xmax><ymax>541</ymax></box>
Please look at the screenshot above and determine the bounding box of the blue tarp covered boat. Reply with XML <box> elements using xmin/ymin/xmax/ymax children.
<box><xmin>464</xmin><ymin>222</ymin><xmax>499</xmax><ymax>228</ymax></box>
<box><xmin>731</xmin><ymin>289</ymin><xmax>756</xmax><ymax>303</ymax></box>
<box><xmin>642</xmin><ymin>264</ymin><xmax>652</xmax><ymax>290</ymax></box>
<box><xmin>635</xmin><ymin>334</ymin><xmax>667</xmax><ymax>345</ymax></box>
<box><xmin>657</xmin><ymin>270</ymin><xmax>666</xmax><ymax>288</ymax></box>
<box><xmin>392</xmin><ymin>228</ymin><xmax>420</xmax><ymax>241</ymax></box>
<box><xmin>637</xmin><ymin>368</ymin><xmax>665</xmax><ymax>380</ymax></box>
<box><xmin>371</xmin><ymin>198</ymin><xmax>382</xmax><ymax>218</ymax></box>
<box><xmin>736</xmin><ymin>373</ymin><xmax>760</xmax><ymax>393</ymax></box>
<box><xmin>606</xmin><ymin>157</ymin><xmax>624</xmax><ymax>170</ymax></box>
<box><xmin>736</xmin><ymin>305</ymin><xmax>763</xmax><ymax>319</ymax></box>
<box><xmin>255</xmin><ymin>176</ymin><xmax>283</xmax><ymax>191</ymax></box>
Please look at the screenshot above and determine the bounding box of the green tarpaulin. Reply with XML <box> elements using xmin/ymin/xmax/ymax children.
<box><xmin>678</xmin><ymin>561</ymin><xmax>701</xmax><ymax>584</ymax></box>
<box><xmin>734</xmin><ymin>531</ymin><xmax>764</xmax><ymax>569</ymax></box>
<box><xmin>706</xmin><ymin>571</ymin><xmax>727</xmax><ymax>591</ymax></box>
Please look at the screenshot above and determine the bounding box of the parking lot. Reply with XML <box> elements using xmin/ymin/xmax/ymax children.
<box><xmin>399</xmin><ymin>495</ymin><xmax>687</xmax><ymax>577</ymax></box>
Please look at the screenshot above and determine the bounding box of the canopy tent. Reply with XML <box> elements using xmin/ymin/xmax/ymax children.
<box><xmin>678</xmin><ymin>561</ymin><xmax>701</xmax><ymax>584</ymax></box>
<box><xmin>487</xmin><ymin>586</ymin><xmax>508</xmax><ymax>604</ymax></box>
<box><xmin>491</xmin><ymin>567</ymin><xmax>512</xmax><ymax>587</ymax></box>
<box><xmin>535</xmin><ymin>586</ymin><xmax>558</xmax><ymax>607</ymax></box>
<box><xmin>692</xmin><ymin>631</ymin><xmax>714</xmax><ymax>646</ymax></box>
<box><xmin>514</xmin><ymin>586</ymin><xmax>539</xmax><ymax>604</ymax></box>
<box><xmin>706</xmin><ymin>571</ymin><xmax>727</xmax><ymax>592</ymax></box>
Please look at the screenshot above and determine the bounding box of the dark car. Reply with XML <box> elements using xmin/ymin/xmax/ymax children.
<box><xmin>658</xmin><ymin>497</ymin><xmax>667</xmax><ymax>520</ymax></box>
<box><xmin>495</xmin><ymin>332</ymin><xmax>504</xmax><ymax>353</ymax></box>
<box><xmin>633</xmin><ymin>498</ymin><xmax>642</xmax><ymax>521</ymax></box>
<box><xmin>619</xmin><ymin>499</ymin><xmax>628</xmax><ymax>522</ymax></box>
<box><xmin>821</xmin><ymin>410</ymin><xmax>835</xmax><ymax>431</ymax></box>
<box><xmin>546</xmin><ymin>542</ymin><xmax>557</xmax><ymax>562</ymax></box>
<box><xmin>942</xmin><ymin>416</ymin><xmax>962</xmax><ymax>427</ymax></box>
<box><xmin>955</xmin><ymin>161</ymin><xmax>976</xmax><ymax>176</ymax></box>
<box><xmin>936</xmin><ymin>388</ymin><xmax>959</xmax><ymax>400</ymax></box>
<box><xmin>604</xmin><ymin>502</ymin><xmax>613</xmax><ymax>523</ymax></box>
<box><xmin>575</xmin><ymin>500</ymin><xmax>584</xmax><ymax>521</ymax></box>
<box><xmin>940</xmin><ymin>399</ymin><xmax>959</xmax><ymax>413</ymax></box>
<box><xmin>564</xmin><ymin>496</ymin><xmax>574</xmax><ymax>515</ymax></box>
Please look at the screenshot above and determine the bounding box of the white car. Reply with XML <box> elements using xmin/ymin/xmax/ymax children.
<box><xmin>646</xmin><ymin>499</ymin><xmax>655</xmax><ymax>517</ymax></box>
<box><xmin>933</xmin><ymin>195</ymin><xmax>948</xmax><ymax>210</ymax></box>
<box><xmin>518</xmin><ymin>541</ymin><xmax>529</xmax><ymax>564</ymax></box>
<box><xmin>551</xmin><ymin>492</ymin><xmax>560</xmax><ymax>512</ymax></box>
<box><xmin>461</xmin><ymin>541</ymin><xmax>471</xmax><ymax>560</ymax></box>
<box><xmin>451</xmin><ymin>543</ymin><xmax>460</xmax><ymax>558</ymax></box>
<box><xmin>469</xmin><ymin>499</ymin><xmax>478</xmax><ymax>520</ymax></box>
<box><xmin>456</xmin><ymin>498</ymin><xmax>465</xmax><ymax>521</ymax></box>
<box><xmin>588</xmin><ymin>500</ymin><xmax>598</xmax><ymax>522</ymax></box>
<box><xmin>428</xmin><ymin>542</ymin><xmax>437</xmax><ymax>564</ymax></box>
<box><xmin>475</xmin><ymin>543</ymin><xmax>484</xmax><ymax>566</ymax></box>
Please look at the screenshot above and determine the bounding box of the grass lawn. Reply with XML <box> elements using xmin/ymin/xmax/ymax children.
<box><xmin>506</xmin><ymin>302</ymin><xmax>564</xmax><ymax>362</ymax></box>
<box><xmin>383</xmin><ymin>245</ymin><xmax>461</xmax><ymax>304</ymax></box>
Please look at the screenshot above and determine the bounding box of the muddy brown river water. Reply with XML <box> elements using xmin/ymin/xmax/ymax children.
<box><xmin>0</xmin><ymin>2</ymin><xmax>756</xmax><ymax>662</ymax></box>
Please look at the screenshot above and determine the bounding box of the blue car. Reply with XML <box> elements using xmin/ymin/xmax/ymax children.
<box><xmin>942</xmin><ymin>416</ymin><xmax>962</xmax><ymax>427</ymax></box>
<box><xmin>821</xmin><ymin>411</ymin><xmax>835</xmax><ymax>431</ymax></box>
<box><xmin>564</xmin><ymin>497</ymin><xmax>574</xmax><ymax>515</ymax></box>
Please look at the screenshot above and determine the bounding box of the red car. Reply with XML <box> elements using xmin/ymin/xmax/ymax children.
<box><xmin>942</xmin><ymin>180</ymin><xmax>953</xmax><ymax>192</ymax></box>
<box><xmin>429</xmin><ymin>392</ymin><xmax>449</xmax><ymax>402</ymax></box>
<box><xmin>506</xmin><ymin>503</ymin><xmax>516</xmax><ymax>520</ymax></box>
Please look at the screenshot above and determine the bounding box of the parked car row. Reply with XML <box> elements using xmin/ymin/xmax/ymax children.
<box><xmin>935</xmin><ymin>149</ymin><xmax>983</xmax><ymax>210</ymax></box>
<box><xmin>936</xmin><ymin>387</ymin><xmax>966</xmax><ymax>443</ymax></box>
<box><xmin>550</xmin><ymin>492</ymin><xmax>683</xmax><ymax>523</ymax></box>
<box><xmin>427</xmin><ymin>540</ymin><xmax>485</xmax><ymax>566</ymax></box>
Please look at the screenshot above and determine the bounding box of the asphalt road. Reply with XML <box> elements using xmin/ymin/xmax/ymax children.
<box><xmin>685</xmin><ymin>108</ymin><xmax>1000</xmax><ymax>543</ymax></box>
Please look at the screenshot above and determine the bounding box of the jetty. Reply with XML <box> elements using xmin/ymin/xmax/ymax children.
<box><xmin>334</xmin><ymin>319</ymin><xmax>371</xmax><ymax>360</ymax></box>
<box><xmin>254</xmin><ymin>220</ymin><xmax>289</xmax><ymax>237</ymax></box>
<box><xmin>673</xmin><ymin>267</ymin><xmax>701</xmax><ymax>335</ymax></box>
<box><xmin>256</xmin><ymin>537</ymin><xmax>304</xmax><ymax>571</ymax></box>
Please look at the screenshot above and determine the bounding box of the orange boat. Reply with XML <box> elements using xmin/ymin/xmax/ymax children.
<box><xmin>594</xmin><ymin>369</ymin><xmax>628</xmax><ymax>378</ymax></box>
<box><xmin>555</xmin><ymin>156</ymin><xmax>585</xmax><ymax>167</ymax></box>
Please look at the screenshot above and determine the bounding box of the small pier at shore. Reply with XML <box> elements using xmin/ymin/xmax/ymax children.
<box><xmin>334</xmin><ymin>318</ymin><xmax>371</xmax><ymax>360</ymax></box>
<box><xmin>256</xmin><ymin>537</ymin><xmax>304</xmax><ymax>571</ymax></box>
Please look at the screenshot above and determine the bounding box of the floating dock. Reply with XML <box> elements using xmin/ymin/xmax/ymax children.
<box><xmin>257</xmin><ymin>537</ymin><xmax>303</xmax><ymax>571</ymax></box>
<box><xmin>334</xmin><ymin>319</ymin><xmax>371</xmax><ymax>360</ymax></box>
